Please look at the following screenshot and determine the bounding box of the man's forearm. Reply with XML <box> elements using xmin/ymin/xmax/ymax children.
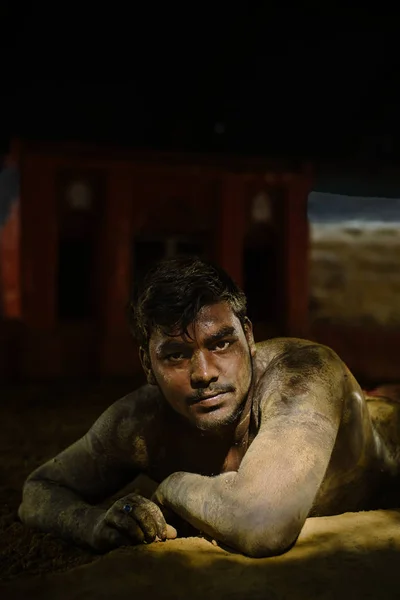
<box><xmin>19</xmin><ymin>478</ymin><xmax>104</xmax><ymax>548</ymax></box>
<box><xmin>156</xmin><ymin>471</ymin><xmax>295</xmax><ymax>557</ymax></box>
<box><xmin>155</xmin><ymin>471</ymin><xmax>244</xmax><ymax>548</ymax></box>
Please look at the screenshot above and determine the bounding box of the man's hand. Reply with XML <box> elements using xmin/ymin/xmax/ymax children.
<box><xmin>152</xmin><ymin>474</ymin><xmax>204</xmax><ymax>538</ymax></box>
<box><xmin>90</xmin><ymin>493</ymin><xmax>177</xmax><ymax>552</ymax></box>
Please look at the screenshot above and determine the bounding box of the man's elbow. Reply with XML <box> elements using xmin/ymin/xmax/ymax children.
<box><xmin>233</xmin><ymin>518</ymin><xmax>300</xmax><ymax>559</ymax></box>
<box><xmin>240</xmin><ymin>532</ymin><xmax>297</xmax><ymax>559</ymax></box>
<box><xmin>18</xmin><ymin>499</ymin><xmax>29</xmax><ymax>524</ymax></box>
<box><xmin>18</xmin><ymin>478</ymin><xmax>40</xmax><ymax>525</ymax></box>
<box><xmin>19</xmin><ymin>469</ymin><xmax>55</xmax><ymax>526</ymax></box>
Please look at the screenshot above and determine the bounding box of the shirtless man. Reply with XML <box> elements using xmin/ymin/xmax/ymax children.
<box><xmin>18</xmin><ymin>257</ymin><xmax>400</xmax><ymax>558</ymax></box>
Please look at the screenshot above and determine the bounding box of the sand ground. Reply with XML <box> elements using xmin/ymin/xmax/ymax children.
<box><xmin>1</xmin><ymin>380</ymin><xmax>400</xmax><ymax>599</ymax></box>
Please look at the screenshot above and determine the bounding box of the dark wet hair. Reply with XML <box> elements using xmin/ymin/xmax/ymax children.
<box><xmin>129</xmin><ymin>256</ymin><xmax>247</xmax><ymax>350</ymax></box>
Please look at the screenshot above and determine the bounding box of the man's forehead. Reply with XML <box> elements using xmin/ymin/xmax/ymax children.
<box><xmin>150</xmin><ymin>303</ymin><xmax>240</xmax><ymax>344</ymax></box>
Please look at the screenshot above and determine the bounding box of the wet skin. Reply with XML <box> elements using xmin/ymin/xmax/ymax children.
<box><xmin>19</xmin><ymin>303</ymin><xmax>400</xmax><ymax>558</ymax></box>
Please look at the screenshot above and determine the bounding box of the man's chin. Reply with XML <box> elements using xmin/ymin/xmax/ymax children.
<box><xmin>191</xmin><ymin>405</ymin><xmax>243</xmax><ymax>433</ymax></box>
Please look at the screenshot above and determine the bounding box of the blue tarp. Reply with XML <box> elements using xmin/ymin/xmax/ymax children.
<box><xmin>308</xmin><ymin>191</ymin><xmax>400</xmax><ymax>224</ymax></box>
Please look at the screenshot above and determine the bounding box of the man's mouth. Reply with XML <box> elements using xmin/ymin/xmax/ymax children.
<box><xmin>188</xmin><ymin>390</ymin><xmax>232</xmax><ymax>408</ymax></box>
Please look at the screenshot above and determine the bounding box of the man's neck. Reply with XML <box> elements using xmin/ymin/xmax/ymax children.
<box><xmin>197</xmin><ymin>370</ymin><xmax>256</xmax><ymax>448</ymax></box>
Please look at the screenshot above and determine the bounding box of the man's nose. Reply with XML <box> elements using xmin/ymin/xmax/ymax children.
<box><xmin>190</xmin><ymin>351</ymin><xmax>218</xmax><ymax>389</ymax></box>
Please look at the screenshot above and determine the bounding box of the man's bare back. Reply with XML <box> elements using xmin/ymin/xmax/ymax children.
<box><xmin>18</xmin><ymin>257</ymin><xmax>400</xmax><ymax>558</ymax></box>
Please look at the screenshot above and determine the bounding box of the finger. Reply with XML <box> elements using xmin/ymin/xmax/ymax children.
<box><xmin>130</xmin><ymin>500</ymin><xmax>166</xmax><ymax>543</ymax></box>
<box><xmin>123</xmin><ymin>495</ymin><xmax>168</xmax><ymax>542</ymax></box>
<box><xmin>165</xmin><ymin>524</ymin><xmax>178</xmax><ymax>539</ymax></box>
<box><xmin>105</xmin><ymin>510</ymin><xmax>145</xmax><ymax>545</ymax></box>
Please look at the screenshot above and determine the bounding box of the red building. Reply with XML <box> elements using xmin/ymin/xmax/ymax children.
<box><xmin>0</xmin><ymin>139</ymin><xmax>312</xmax><ymax>379</ymax></box>
<box><xmin>2</xmin><ymin>139</ymin><xmax>400</xmax><ymax>383</ymax></box>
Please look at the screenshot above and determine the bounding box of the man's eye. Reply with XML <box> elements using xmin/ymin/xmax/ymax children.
<box><xmin>214</xmin><ymin>341</ymin><xmax>230</xmax><ymax>351</ymax></box>
<box><xmin>166</xmin><ymin>352</ymin><xmax>184</xmax><ymax>361</ymax></box>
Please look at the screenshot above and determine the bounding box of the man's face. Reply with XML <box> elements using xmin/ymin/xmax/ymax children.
<box><xmin>145</xmin><ymin>302</ymin><xmax>256</xmax><ymax>432</ymax></box>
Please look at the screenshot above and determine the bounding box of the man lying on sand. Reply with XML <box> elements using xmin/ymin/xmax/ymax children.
<box><xmin>19</xmin><ymin>257</ymin><xmax>400</xmax><ymax>558</ymax></box>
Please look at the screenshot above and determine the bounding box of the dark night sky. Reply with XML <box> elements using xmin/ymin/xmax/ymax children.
<box><xmin>1</xmin><ymin>5</ymin><xmax>399</xmax><ymax>162</ymax></box>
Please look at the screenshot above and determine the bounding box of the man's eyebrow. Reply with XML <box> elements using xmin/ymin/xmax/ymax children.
<box><xmin>157</xmin><ymin>339</ymin><xmax>190</xmax><ymax>356</ymax></box>
<box><xmin>156</xmin><ymin>326</ymin><xmax>237</xmax><ymax>355</ymax></box>
<box><xmin>204</xmin><ymin>326</ymin><xmax>237</xmax><ymax>345</ymax></box>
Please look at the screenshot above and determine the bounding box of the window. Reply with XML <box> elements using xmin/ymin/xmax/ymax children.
<box><xmin>56</xmin><ymin>169</ymin><xmax>104</xmax><ymax>321</ymax></box>
<box><xmin>57</xmin><ymin>237</ymin><xmax>93</xmax><ymax>319</ymax></box>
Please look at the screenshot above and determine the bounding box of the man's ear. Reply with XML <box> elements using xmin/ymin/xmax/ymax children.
<box><xmin>243</xmin><ymin>317</ymin><xmax>256</xmax><ymax>357</ymax></box>
<box><xmin>139</xmin><ymin>347</ymin><xmax>157</xmax><ymax>386</ymax></box>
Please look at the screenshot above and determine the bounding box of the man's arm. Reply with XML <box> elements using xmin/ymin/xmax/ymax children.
<box><xmin>154</xmin><ymin>345</ymin><xmax>347</xmax><ymax>557</ymax></box>
<box><xmin>19</xmin><ymin>392</ymin><xmax>145</xmax><ymax>548</ymax></box>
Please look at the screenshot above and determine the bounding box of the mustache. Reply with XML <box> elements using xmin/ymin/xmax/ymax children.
<box><xmin>187</xmin><ymin>385</ymin><xmax>235</xmax><ymax>404</ymax></box>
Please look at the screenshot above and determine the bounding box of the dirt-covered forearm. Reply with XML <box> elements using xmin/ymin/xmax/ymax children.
<box><xmin>154</xmin><ymin>471</ymin><xmax>248</xmax><ymax>548</ymax></box>
<box><xmin>18</xmin><ymin>478</ymin><xmax>105</xmax><ymax>548</ymax></box>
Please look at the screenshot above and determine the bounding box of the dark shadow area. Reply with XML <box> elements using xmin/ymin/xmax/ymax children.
<box><xmin>0</xmin><ymin>380</ymin><xmax>138</xmax><ymax>581</ymax></box>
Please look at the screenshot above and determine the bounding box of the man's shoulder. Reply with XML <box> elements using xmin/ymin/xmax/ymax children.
<box><xmin>253</xmin><ymin>338</ymin><xmax>346</xmax><ymax>418</ymax></box>
<box><xmin>254</xmin><ymin>337</ymin><xmax>342</xmax><ymax>390</ymax></box>
<box><xmin>108</xmin><ymin>384</ymin><xmax>165</xmax><ymax>423</ymax></box>
<box><xmin>89</xmin><ymin>384</ymin><xmax>165</xmax><ymax>444</ymax></box>
<box><xmin>255</xmin><ymin>337</ymin><xmax>324</xmax><ymax>368</ymax></box>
